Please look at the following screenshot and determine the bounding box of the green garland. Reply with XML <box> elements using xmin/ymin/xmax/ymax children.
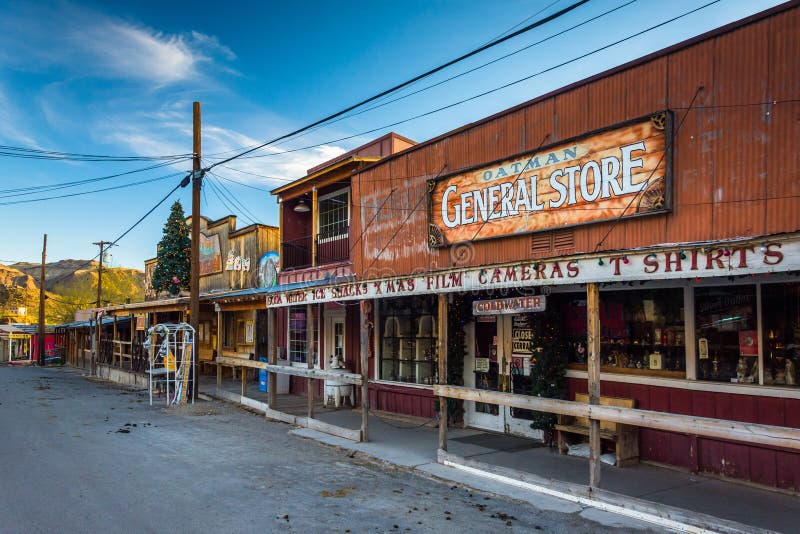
<box><xmin>435</xmin><ymin>293</ymin><xmax>471</xmax><ymax>423</ymax></box>
<box><xmin>528</xmin><ymin>306</ymin><xmax>567</xmax><ymax>433</ymax></box>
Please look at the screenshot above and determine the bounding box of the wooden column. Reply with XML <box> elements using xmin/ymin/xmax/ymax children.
<box><xmin>437</xmin><ymin>294</ymin><xmax>449</xmax><ymax>452</ymax></box>
<box><xmin>267</xmin><ymin>307</ymin><xmax>277</xmax><ymax>407</ymax></box>
<box><xmin>216</xmin><ymin>309</ymin><xmax>223</xmax><ymax>390</ymax></box>
<box><xmin>587</xmin><ymin>282</ymin><xmax>601</xmax><ymax>488</ymax></box>
<box><xmin>311</xmin><ymin>186</ymin><xmax>318</xmax><ymax>267</ymax></box>
<box><xmin>112</xmin><ymin>315</ymin><xmax>118</xmax><ymax>367</ymax></box>
<box><xmin>306</xmin><ymin>303</ymin><xmax>315</xmax><ymax>419</ymax></box>
<box><xmin>360</xmin><ymin>301</ymin><xmax>371</xmax><ymax>442</ymax></box>
<box><xmin>241</xmin><ymin>364</ymin><xmax>248</xmax><ymax>397</ymax></box>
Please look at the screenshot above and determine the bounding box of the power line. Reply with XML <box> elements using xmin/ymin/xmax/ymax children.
<box><xmin>219</xmin><ymin>0</ymin><xmax>636</xmax><ymax>148</ymax></box>
<box><xmin>0</xmin><ymin>144</ymin><xmax>191</xmax><ymax>162</ymax></box>
<box><xmin>204</xmin><ymin>1</ymin><xmax>589</xmax><ymax>170</ymax></box>
<box><xmin>204</xmin><ymin>175</ymin><xmax>254</xmax><ymax>225</ymax></box>
<box><xmin>0</xmin><ymin>158</ymin><xmax>190</xmax><ymax>197</ymax></box>
<box><xmin>215</xmin><ymin>0</ymin><xmax>717</xmax><ymax>174</ymax></box>
<box><xmin>44</xmin><ymin>174</ymin><xmax>191</xmax><ymax>290</ymax></box>
<box><xmin>0</xmin><ymin>171</ymin><xmax>184</xmax><ymax>206</ymax></box>
<box><xmin>201</xmin><ymin>2</ymin><xmax>588</xmax><ymax>163</ymax></box>
<box><xmin>205</xmin><ymin>173</ymin><xmax>262</xmax><ymax>225</ymax></box>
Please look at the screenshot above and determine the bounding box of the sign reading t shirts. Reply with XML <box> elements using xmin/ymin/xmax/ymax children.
<box><xmin>428</xmin><ymin>112</ymin><xmax>672</xmax><ymax>246</ymax></box>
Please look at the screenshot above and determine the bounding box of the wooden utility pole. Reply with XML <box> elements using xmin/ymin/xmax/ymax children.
<box><xmin>190</xmin><ymin>101</ymin><xmax>202</xmax><ymax>400</ymax></box>
<box><xmin>93</xmin><ymin>240</ymin><xmax>112</xmax><ymax>371</ymax></box>
<box><xmin>37</xmin><ymin>234</ymin><xmax>46</xmax><ymax>366</ymax></box>
<box><xmin>586</xmin><ymin>282</ymin><xmax>601</xmax><ymax>488</ymax></box>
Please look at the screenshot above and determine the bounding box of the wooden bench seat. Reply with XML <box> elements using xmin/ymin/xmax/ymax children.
<box><xmin>556</xmin><ymin>393</ymin><xmax>639</xmax><ymax>467</ymax></box>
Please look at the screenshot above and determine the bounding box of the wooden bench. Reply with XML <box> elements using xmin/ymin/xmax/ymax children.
<box><xmin>555</xmin><ymin>393</ymin><xmax>639</xmax><ymax>467</ymax></box>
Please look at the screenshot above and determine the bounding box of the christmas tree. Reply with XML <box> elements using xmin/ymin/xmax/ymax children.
<box><xmin>529</xmin><ymin>307</ymin><xmax>567</xmax><ymax>434</ymax></box>
<box><xmin>151</xmin><ymin>201</ymin><xmax>191</xmax><ymax>296</ymax></box>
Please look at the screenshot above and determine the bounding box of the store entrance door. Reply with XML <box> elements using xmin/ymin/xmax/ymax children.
<box><xmin>464</xmin><ymin>316</ymin><xmax>505</xmax><ymax>433</ymax></box>
<box><xmin>464</xmin><ymin>314</ymin><xmax>542</xmax><ymax>439</ymax></box>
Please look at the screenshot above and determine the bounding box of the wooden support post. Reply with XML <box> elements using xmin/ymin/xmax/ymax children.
<box><xmin>306</xmin><ymin>303</ymin><xmax>315</xmax><ymax>419</ymax></box>
<box><xmin>112</xmin><ymin>315</ymin><xmax>118</xmax><ymax>367</ymax></box>
<box><xmin>241</xmin><ymin>364</ymin><xmax>248</xmax><ymax>397</ymax></box>
<box><xmin>360</xmin><ymin>300</ymin><xmax>371</xmax><ymax>442</ymax></box>
<box><xmin>587</xmin><ymin>282</ymin><xmax>601</xmax><ymax>489</ymax></box>
<box><xmin>311</xmin><ymin>186</ymin><xmax>318</xmax><ymax>267</ymax></box>
<box><xmin>437</xmin><ymin>294</ymin><xmax>449</xmax><ymax>452</ymax></box>
<box><xmin>216</xmin><ymin>361</ymin><xmax>222</xmax><ymax>389</ymax></box>
<box><xmin>267</xmin><ymin>307</ymin><xmax>277</xmax><ymax>407</ymax></box>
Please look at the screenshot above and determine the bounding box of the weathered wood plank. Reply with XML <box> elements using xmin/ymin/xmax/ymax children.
<box><xmin>433</xmin><ymin>384</ymin><xmax>800</xmax><ymax>451</ymax></box>
<box><xmin>587</xmin><ymin>282</ymin><xmax>601</xmax><ymax>487</ymax></box>
<box><xmin>215</xmin><ymin>356</ymin><xmax>363</xmax><ymax>384</ymax></box>
<box><xmin>437</xmin><ymin>294</ymin><xmax>448</xmax><ymax>452</ymax></box>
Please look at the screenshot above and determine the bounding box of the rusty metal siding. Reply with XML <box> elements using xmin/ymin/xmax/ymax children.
<box><xmin>353</xmin><ymin>6</ymin><xmax>800</xmax><ymax>278</ymax></box>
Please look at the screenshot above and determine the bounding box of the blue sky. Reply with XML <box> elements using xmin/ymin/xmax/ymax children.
<box><xmin>0</xmin><ymin>0</ymin><xmax>784</xmax><ymax>269</ymax></box>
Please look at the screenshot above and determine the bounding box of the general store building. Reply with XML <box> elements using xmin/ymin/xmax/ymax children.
<box><xmin>266</xmin><ymin>4</ymin><xmax>800</xmax><ymax>489</ymax></box>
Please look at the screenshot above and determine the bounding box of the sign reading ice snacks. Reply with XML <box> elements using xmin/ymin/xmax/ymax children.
<box><xmin>428</xmin><ymin>112</ymin><xmax>672</xmax><ymax>246</ymax></box>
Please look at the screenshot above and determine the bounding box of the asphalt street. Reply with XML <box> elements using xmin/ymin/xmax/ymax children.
<box><xmin>0</xmin><ymin>365</ymin><xmax>654</xmax><ymax>533</ymax></box>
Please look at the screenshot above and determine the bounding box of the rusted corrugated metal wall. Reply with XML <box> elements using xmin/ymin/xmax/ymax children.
<box><xmin>352</xmin><ymin>5</ymin><xmax>800</xmax><ymax>278</ymax></box>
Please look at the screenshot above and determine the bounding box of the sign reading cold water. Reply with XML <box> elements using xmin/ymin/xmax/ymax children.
<box><xmin>428</xmin><ymin>113</ymin><xmax>672</xmax><ymax>245</ymax></box>
<box><xmin>472</xmin><ymin>296</ymin><xmax>546</xmax><ymax>316</ymax></box>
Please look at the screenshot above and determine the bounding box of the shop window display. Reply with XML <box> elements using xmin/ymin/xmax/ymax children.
<box><xmin>379</xmin><ymin>296</ymin><xmax>438</xmax><ymax>384</ymax></box>
<box><xmin>761</xmin><ymin>283</ymin><xmax>799</xmax><ymax>387</ymax></box>
<box><xmin>695</xmin><ymin>285</ymin><xmax>757</xmax><ymax>383</ymax></box>
<box><xmin>288</xmin><ymin>306</ymin><xmax>318</xmax><ymax>364</ymax></box>
<box><xmin>565</xmin><ymin>288</ymin><xmax>686</xmax><ymax>377</ymax></box>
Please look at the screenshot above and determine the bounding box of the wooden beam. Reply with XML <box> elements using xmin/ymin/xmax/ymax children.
<box><xmin>360</xmin><ymin>301</ymin><xmax>370</xmax><ymax>442</ymax></box>
<box><xmin>311</xmin><ymin>186</ymin><xmax>318</xmax><ymax>267</ymax></box>
<box><xmin>434</xmin><ymin>384</ymin><xmax>800</xmax><ymax>451</ymax></box>
<box><xmin>587</xmin><ymin>282</ymin><xmax>601</xmax><ymax>488</ymax></box>
<box><xmin>214</xmin><ymin>356</ymin><xmax>363</xmax><ymax>383</ymax></box>
<box><xmin>437</xmin><ymin>294</ymin><xmax>448</xmax><ymax>452</ymax></box>
<box><xmin>267</xmin><ymin>307</ymin><xmax>277</xmax><ymax>407</ymax></box>
<box><xmin>306</xmin><ymin>303</ymin><xmax>315</xmax><ymax>420</ymax></box>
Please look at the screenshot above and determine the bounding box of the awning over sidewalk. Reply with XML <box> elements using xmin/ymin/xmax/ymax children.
<box><xmin>266</xmin><ymin>234</ymin><xmax>800</xmax><ymax>308</ymax></box>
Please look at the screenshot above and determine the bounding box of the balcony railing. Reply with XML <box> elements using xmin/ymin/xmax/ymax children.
<box><xmin>317</xmin><ymin>225</ymin><xmax>349</xmax><ymax>264</ymax></box>
<box><xmin>281</xmin><ymin>227</ymin><xmax>350</xmax><ymax>270</ymax></box>
<box><xmin>282</xmin><ymin>236</ymin><xmax>312</xmax><ymax>270</ymax></box>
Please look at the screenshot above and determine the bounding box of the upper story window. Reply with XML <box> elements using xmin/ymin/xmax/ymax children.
<box><xmin>318</xmin><ymin>188</ymin><xmax>349</xmax><ymax>242</ymax></box>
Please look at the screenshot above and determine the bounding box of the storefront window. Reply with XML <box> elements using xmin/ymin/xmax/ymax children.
<box><xmin>379</xmin><ymin>296</ymin><xmax>438</xmax><ymax>384</ymax></box>
<box><xmin>695</xmin><ymin>285</ymin><xmax>757</xmax><ymax>383</ymax></box>
<box><xmin>288</xmin><ymin>306</ymin><xmax>318</xmax><ymax>365</ymax></box>
<box><xmin>565</xmin><ymin>288</ymin><xmax>686</xmax><ymax>377</ymax></box>
<box><xmin>762</xmin><ymin>282</ymin><xmax>799</xmax><ymax>387</ymax></box>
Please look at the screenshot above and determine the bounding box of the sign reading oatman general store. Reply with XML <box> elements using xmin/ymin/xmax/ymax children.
<box><xmin>427</xmin><ymin>112</ymin><xmax>672</xmax><ymax>246</ymax></box>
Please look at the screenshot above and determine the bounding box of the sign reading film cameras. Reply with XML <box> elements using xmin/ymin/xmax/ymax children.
<box><xmin>428</xmin><ymin>112</ymin><xmax>672</xmax><ymax>246</ymax></box>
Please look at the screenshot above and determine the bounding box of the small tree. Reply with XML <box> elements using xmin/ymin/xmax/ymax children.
<box><xmin>151</xmin><ymin>201</ymin><xmax>191</xmax><ymax>296</ymax></box>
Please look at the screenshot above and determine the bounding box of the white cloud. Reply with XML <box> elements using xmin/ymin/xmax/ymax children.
<box><xmin>0</xmin><ymin>3</ymin><xmax>235</xmax><ymax>88</ymax></box>
<box><xmin>0</xmin><ymin>85</ymin><xmax>39</xmax><ymax>146</ymax></box>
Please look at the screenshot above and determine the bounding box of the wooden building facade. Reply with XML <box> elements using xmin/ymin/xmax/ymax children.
<box><xmin>265</xmin><ymin>3</ymin><xmax>800</xmax><ymax>489</ymax></box>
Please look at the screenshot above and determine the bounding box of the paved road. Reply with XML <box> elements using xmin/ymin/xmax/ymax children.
<box><xmin>0</xmin><ymin>366</ymin><xmax>652</xmax><ymax>533</ymax></box>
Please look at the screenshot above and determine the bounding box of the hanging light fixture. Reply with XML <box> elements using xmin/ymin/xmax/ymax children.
<box><xmin>293</xmin><ymin>198</ymin><xmax>310</xmax><ymax>213</ymax></box>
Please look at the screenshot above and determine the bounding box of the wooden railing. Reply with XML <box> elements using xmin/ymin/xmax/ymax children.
<box><xmin>210</xmin><ymin>355</ymin><xmax>364</xmax><ymax>442</ymax></box>
<box><xmin>433</xmin><ymin>383</ymin><xmax>800</xmax><ymax>452</ymax></box>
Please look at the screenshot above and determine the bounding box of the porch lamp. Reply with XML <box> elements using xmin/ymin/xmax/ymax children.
<box><xmin>294</xmin><ymin>199</ymin><xmax>310</xmax><ymax>213</ymax></box>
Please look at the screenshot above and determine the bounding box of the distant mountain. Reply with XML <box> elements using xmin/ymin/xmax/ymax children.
<box><xmin>1</xmin><ymin>260</ymin><xmax>145</xmax><ymax>324</ymax></box>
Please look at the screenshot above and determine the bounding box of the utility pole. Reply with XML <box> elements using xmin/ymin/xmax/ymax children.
<box><xmin>190</xmin><ymin>101</ymin><xmax>202</xmax><ymax>400</ymax></box>
<box><xmin>37</xmin><ymin>234</ymin><xmax>46</xmax><ymax>366</ymax></box>
<box><xmin>93</xmin><ymin>240</ymin><xmax>113</xmax><ymax>373</ymax></box>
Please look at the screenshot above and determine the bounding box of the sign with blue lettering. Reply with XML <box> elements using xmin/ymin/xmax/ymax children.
<box><xmin>428</xmin><ymin>112</ymin><xmax>672</xmax><ymax>246</ymax></box>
